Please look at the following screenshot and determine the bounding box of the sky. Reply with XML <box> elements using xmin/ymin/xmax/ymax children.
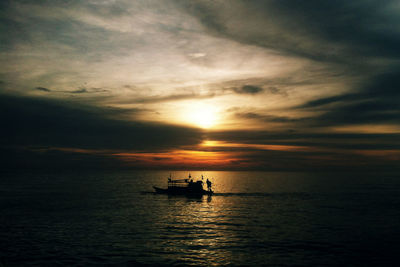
<box><xmin>1</xmin><ymin>0</ymin><xmax>400</xmax><ymax>171</ymax></box>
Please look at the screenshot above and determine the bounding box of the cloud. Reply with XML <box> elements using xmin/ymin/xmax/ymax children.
<box><xmin>33</xmin><ymin>86</ymin><xmax>110</xmax><ymax>96</ymax></box>
<box><xmin>70</xmin><ymin>88</ymin><xmax>88</xmax><ymax>94</ymax></box>
<box><xmin>0</xmin><ymin>145</ymin><xmax>127</xmax><ymax>170</ymax></box>
<box><xmin>177</xmin><ymin>0</ymin><xmax>400</xmax><ymax>64</ymax></box>
<box><xmin>67</xmin><ymin>87</ymin><xmax>110</xmax><ymax>94</ymax></box>
<box><xmin>2</xmin><ymin>92</ymin><xmax>398</xmax><ymax>170</ymax></box>
<box><xmin>233</xmin><ymin>85</ymin><xmax>264</xmax><ymax>94</ymax></box>
<box><xmin>116</xmin><ymin>92</ymin><xmax>216</xmax><ymax>104</ymax></box>
<box><xmin>206</xmin><ymin>128</ymin><xmax>400</xmax><ymax>149</ymax></box>
<box><xmin>1</xmin><ymin>0</ymin><xmax>400</xmax><ymax>171</ymax></box>
<box><xmin>188</xmin><ymin>53</ymin><xmax>206</xmax><ymax>58</ymax></box>
<box><xmin>298</xmin><ymin>94</ymin><xmax>359</xmax><ymax>109</ymax></box>
<box><xmin>297</xmin><ymin>71</ymin><xmax>400</xmax><ymax>127</ymax></box>
<box><xmin>235</xmin><ymin>112</ymin><xmax>305</xmax><ymax>123</ymax></box>
<box><xmin>205</xmin><ymin>129</ymin><xmax>400</xmax><ymax>165</ymax></box>
<box><xmin>35</xmin><ymin>86</ymin><xmax>51</xmax><ymax>92</ymax></box>
<box><xmin>0</xmin><ymin>94</ymin><xmax>203</xmax><ymax>151</ymax></box>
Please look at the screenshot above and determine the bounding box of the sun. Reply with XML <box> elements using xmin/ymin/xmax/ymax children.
<box><xmin>187</xmin><ymin>104</ymin><xmax>218</xmax><ymax>128</ymax></box>
<box><xmin>193</xmin><ymin>109</ymin><xmax>216</xmax><ymax>128</ymax></box>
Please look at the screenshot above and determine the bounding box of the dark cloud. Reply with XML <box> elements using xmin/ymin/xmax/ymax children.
<box><xmin>0</xmin><ymin>94</ymin><xmax>203</xmax><ymax>152</ymax></box>
<box><xmin>120</xmin><ymin>83</ymin><xmax>274</xmax><ymax>105</ymax></box>
<box><xmin>0</xmin><ymin>145</ymin><xmax>126</xmax><ymax>171</ymax></box>
<box><xmin>233</xmin><ymin>85</ymin><xmax>264</xmax><ymax>95</ymax></box>
<box><xmin>312</xmin><ymin>101</ymin><xmax>400</xmax><ymax>126</ymax></box>
<box><xmin>297</xmin><ymin>71</ymin><xmax>400</xmax><ymax>127</ymax></box>
<box><xmin>216</xmin><ymin>77</ymin><xmax>295</xmax><ymax>97</ymax></box>
<box><xmin>300</xmin><ymin>71</ymin><xmax>400</xmax><ymax>108</ymax></box>
<box><xmin>265</xmin><ymin>86</ymin><xmax>281</xmax><ymax>95</ymax></box>
<box><xmin>34</xmin><ymin>86</ymin><xmax>110</xmax><ymax>95</ymax></box>
<box><xmin>35</xmin><ymin>86</ymin><xmax>51</xmax><ymax>92</ymax></box>
<box><xmin>269</xmin><ymin>0</ymin><xmax>400</xmax><ymax>59</ymax></box>
<box><xmin>298</xmin><ymin>94</ymin><xmax>360</xmax><ymax>109</ymax></box>
<box><xmin>203</xmin><ymin>129</ymin><xmax>400</xmax><ymax>171</ymax></box>
<box><xmin>90</xmin><ymin>87</ymin><xmax>109</xmax><ymax>93</ymax></box>
<box><xmin>206</xmin><ymin>130</ymin><xmax>400</xmax><ymax>151</ymax></box>
<box><xmin>235</xmin><ymin>112</ymin><xmax>305</xmax><ymax>123</ymax></box>
<box><xmin>70</xmin><ymin>88</ymin><xmax>87</xmax><ymax>94</ymax></box>
<box><xmin>177</xmin><ymin>0</ymin><xmax>400</xmax><ymax>63</ymax></box>
<box><xmin>69</xmin><ymin>87</ymin><xmax>109</xmax><ymax>94</ymax></box>
<box><xmin>116</xmin><ymin>92</ymin><xmax>216</xmax><ymax>104</ymax></box>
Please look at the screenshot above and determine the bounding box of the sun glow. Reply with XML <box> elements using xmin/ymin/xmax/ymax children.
<box><xmin>186</xmin><ymin>104</ymin><xmax>219</xmax><ymax>128</ymax></box>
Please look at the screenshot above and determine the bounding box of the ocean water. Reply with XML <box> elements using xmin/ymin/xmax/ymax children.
<box><xmin>1</xmin><ymin>170</ymin><xmax>400</xmax><ymax>266</ymax></box>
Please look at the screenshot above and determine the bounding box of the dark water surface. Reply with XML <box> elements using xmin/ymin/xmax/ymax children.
<box><xmin>1</xmin><ymin>171</ymin><xmax>400</xmax><ymax>266</ymax></box>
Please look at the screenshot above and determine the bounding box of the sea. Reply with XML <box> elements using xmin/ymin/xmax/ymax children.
<box><xmin>1</xmin><ymin>170</ymin><xmax>400</xmax><ymax>266</ymax></box>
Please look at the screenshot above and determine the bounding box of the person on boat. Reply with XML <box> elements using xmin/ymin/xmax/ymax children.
<box><xmin>206</xmin><ymin>179</ymin><xmax>212</xmax><ymax>191</ymax></box>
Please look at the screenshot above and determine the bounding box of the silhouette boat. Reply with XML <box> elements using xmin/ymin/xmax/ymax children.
<box><xmin>153</xmin><ymin>174</ymin><xmax>213</xmax><ymax>196</ymax></box>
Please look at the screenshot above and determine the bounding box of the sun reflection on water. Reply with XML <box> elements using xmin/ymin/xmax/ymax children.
<box><xmin>149</xmin><ymin>172</ymin><xmax>258</xmax><ymax>265</ymax></box>
<box><xmin>154</xmin><ymin>196</ymin><xmax>242</xmax><ymax>265</ymax></box>
<box><xmin>144</xmin><ymin>171</ymin><xmax>334</xmax><ymax>265</ymax></box>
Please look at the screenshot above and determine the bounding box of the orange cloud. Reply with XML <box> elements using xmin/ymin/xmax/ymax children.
<box><xmin>201</xmin><ymin>140</ymin><xmax>310</xmax><ymax>151</ymax></box>
<box><xmin>112</xmin><ymin>149</ymin><xmax>253</xmax><ymax>169</ymax></box>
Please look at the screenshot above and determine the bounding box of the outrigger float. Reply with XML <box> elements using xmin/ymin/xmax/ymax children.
<box><xmin>153</xmin><ymin>174</ymin><xmax>213</xmax><ymax>196</ymax></box>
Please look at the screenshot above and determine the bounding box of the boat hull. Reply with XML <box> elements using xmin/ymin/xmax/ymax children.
<box><xmin>153</xmin><ymin>186</ymin><xmax>213</xmax><ymax>196</ymax></box>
